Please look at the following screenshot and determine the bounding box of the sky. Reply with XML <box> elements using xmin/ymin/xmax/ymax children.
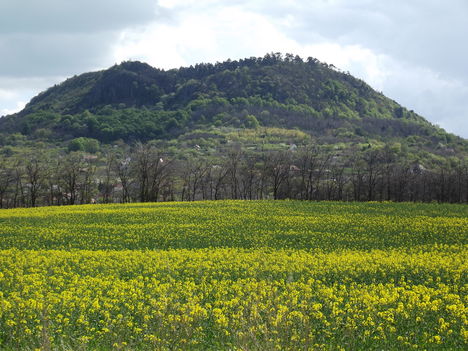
<box><xmin>1</xmin><ymin>0</ymin><xmax>467</xmax><ymax>138</ymax></box>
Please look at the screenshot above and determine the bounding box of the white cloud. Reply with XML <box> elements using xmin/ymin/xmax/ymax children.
<box><xmin>382</xmin><ymin>63</ymin><xmax>468</xmax><ymax>136</ymax></box>
<box><xmin>295</xmin><ymin>43</ymin><xmax>391</xmax><ymax>90</ymax></box>
<box><xmin>1</xmin><ymin>101</ymin><xmax>26</xmax><ymax>117</ymax></box>
<box><xmin>0</xmin><ymin>77</ymin><xmax>62</xmax><ymax>117</ymax></box>
<box><xmin>113</xmin><ymin>5</ymin><xmax>301</xmax><ymax>69</ymax></box>
<box><xmin>0</xmin><ymin>89</ymin><xmax>16</xmax><ymax>101</ymax></box>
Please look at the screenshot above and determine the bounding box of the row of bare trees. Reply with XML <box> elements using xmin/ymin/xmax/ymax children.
<box><xmin>0</xmin><ymin>144</ymin><xmax>467</xmax><ymax>208</ymax></box>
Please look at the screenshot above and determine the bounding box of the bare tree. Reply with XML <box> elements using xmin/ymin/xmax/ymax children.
<box><xmin>78</xmin><ymin>160</ymin><xmax>96</xmax><ymax>204</ymax></box>
<box><xmin>12</xmin><ymin>161</ymin><xmax>25</xmax><ymax>208</ymax></box>
<box><xmin>362</xmin><ymin>149</ymin><xmax>382</xmax><ymax>201</ymax></box>
<box><xmin>25</xmin><ymin>157</ymin><xmax>44</xmax><ymax>207</ymax></box>
<box><xmin>265</xmin><ymin>151</ymin><xmax>290</xmax><ymax>200</ymax></box>
<box><xmin>100</xmin><ymin>152</ymin><xmax>116</xmax><ymax>204</ymax></box>
<box><xmin>0</xmin><ymin>158</ymin><xmax>13</xmax><ymax>208</ymax></box>
<box><xmin>351</xmin><ymin>156</ymin><xmax>365</xmax><ymax>201</ymax></box>
<box><xmin>135</xmin><ymin>143</ymin><xmax>152</xmax><ymax>202</ymax></box>
<box><xmin>134</xmin><ymin>143</ymin><xmax>173</xmax><ymax>202</ymax></box>
<box><xmin>45</xmin><ymin>158</ymin><xmax>63</xmax><ymax>206</ymax></box>
<box><xmin>181</xmin><ymin>159</ymin><xmax>209</xmax><ymax>201</ymax></box>
<box><xmin>60</xmin><ymin>154</ymin><xmax>83</xmax><ymax>205</ymax></box>
<box><xmin>225</xmin><ymin>148</ymin><xmax>242</xmax><ymax>199</ymax></box>
<box><xmin>115</xmin><ymin>154</ymin><xmax>134</xmax><ymax>203</ymax></box>
<box><xmin>239</xmin><ymin>155</ymin><xmax>260</xmax><ymax>200</ymax></box>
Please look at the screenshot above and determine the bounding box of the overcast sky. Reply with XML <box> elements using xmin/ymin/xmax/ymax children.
<box><xmin>1</xmin><ymin>0</ymin><xmax>467</xmax><ymax>138</ymax></box>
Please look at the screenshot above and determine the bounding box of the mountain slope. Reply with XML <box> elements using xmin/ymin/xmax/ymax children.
<box><xmin>0</xmin><ymin>53</ymin><xmax>466</xmax><ymax>157</ymax></box>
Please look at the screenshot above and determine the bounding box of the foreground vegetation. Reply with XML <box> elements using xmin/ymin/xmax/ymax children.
<box><xmin>0</xmin><ymin>201</ymin><xmax>467</xmax><ymax>350</ymax></box>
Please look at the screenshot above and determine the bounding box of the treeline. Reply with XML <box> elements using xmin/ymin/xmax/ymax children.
<box><xmin>0</xmin><ymin>144</ymin><xmax>467</xmax><ymax>208</ymax></box>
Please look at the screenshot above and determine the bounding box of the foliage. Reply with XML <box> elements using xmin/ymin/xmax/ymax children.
<box><xmin>68</xmin><ymin>137</ymin><xmax>100</xmax><ymax>153</ymax></box>
<box><xmin>1</xmin><ymin>53</ymin><xmax>465</xmax><ymax>159</ymax></box>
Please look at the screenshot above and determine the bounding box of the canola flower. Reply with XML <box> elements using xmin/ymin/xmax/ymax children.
<box><xmin>0</xmin><ymin>201</ymin><xmax>466</xmax><ymax>350</ymax></box>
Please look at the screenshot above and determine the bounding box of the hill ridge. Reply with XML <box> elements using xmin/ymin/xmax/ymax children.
<box><xmin>0</xmin><ymin>53</ymin><xmax>466</xmax><ymax>158</ymax></box>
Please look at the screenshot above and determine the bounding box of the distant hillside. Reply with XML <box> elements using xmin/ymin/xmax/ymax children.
<box><xmin>0</xmin><ymin>53</ymin><xmax>467</xmax><ymax>158</ymax></box>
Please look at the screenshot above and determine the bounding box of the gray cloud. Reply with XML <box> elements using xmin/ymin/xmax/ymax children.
<box><xmin>0</xmin><ymin>32</ymin><xmax>118</xmax><ymax>77</ymax></box>
<box><xmin>0</xmin><ymin>0</ymin><xmax>160</xmax><ymax>34</ymax></box>
<box><xmin>0</xmin><ymin>0</ymin><xmax>164</xmax><ymax>78</ymax></box>
<box><xmin>281</xmin><ymin>0</ymin><xmax>468</xmax><ymax>80</ymax></box>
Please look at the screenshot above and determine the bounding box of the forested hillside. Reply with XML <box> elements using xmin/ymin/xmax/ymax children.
<box><xmin>1</xmin><ymin>53</ymin><xmax>464</xmax><ymax>150</ymax></box>
<box><xmin>0</xmin><ymin>54</ymin><xmax>467</xmax><ymax>207</ymax></box>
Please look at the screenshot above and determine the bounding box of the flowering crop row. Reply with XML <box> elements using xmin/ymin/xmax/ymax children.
<box><xmin>0</xmin><ymin>201</ymin><xmax>466</xmax><ymax>251</ymax></box>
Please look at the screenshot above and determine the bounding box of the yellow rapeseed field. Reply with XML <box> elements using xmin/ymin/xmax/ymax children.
<box><xmin>0</xmin><ymin>201</ymin><xmax>466</xmax><ymax>350</ymax></box>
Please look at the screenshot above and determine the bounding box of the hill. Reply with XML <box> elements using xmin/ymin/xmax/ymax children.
<box><xmin>1</xmin><ymin>53</ymin><xmax>466</xmax><ymax>158</ymax></box>
<box><xmin>0</xmin><ymin>54</ymin><xmax>467</xmax><ymax>207</ymax></box>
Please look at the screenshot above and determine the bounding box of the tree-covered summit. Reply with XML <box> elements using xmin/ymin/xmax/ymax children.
<box><xmin>0</xmin><ymin>53</ymin><xmax>466</xmax><ymax>159</ymax></box>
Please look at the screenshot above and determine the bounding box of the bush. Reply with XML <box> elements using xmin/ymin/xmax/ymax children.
<box><xmin>68</xmin><ymin>137</ymin><xmax>100</xmax><ymax>153</ymax></box>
